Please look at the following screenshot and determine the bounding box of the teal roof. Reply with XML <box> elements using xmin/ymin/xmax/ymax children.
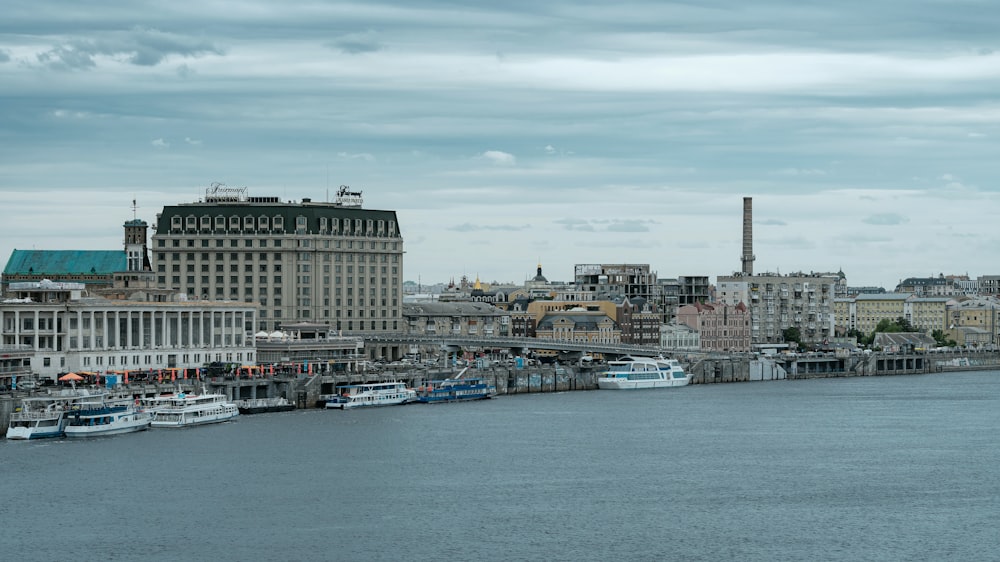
<box><xmin>3</xmin><ymin>250</ymin><xmax>126</xmax><ymax>276</ymax></box>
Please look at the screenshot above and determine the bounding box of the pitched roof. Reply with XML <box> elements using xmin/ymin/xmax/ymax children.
<box><xmin>4</xmin><ymin>250</ymin><xmax>126</xmax><ymax>276</ymax></box>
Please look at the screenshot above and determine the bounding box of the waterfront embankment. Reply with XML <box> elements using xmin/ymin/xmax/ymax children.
<box><xmin>4</xmin><ymin>351</ymin><xmax>999</xmax><ymax>429</ymax></box>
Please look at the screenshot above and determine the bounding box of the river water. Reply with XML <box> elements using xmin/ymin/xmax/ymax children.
<box><xmin>3</xmin><ymin>371</ymin><xmax>998</xmax><ymax>561</ymax></box>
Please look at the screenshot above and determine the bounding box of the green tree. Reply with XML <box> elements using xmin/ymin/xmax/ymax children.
<box><xmin>782</xmin><ymin>327</ymin><xmax>802</xmax><ymax>350</ymax></box>
<box><xmin>846</xmin><ymin>328</ymin><xmax>874</xmax><ymax>347</ymax></box>
<box><xmin>931</xmin><ymin>329</ymin><xmax>957</xmax><ymax>348</ymax></box>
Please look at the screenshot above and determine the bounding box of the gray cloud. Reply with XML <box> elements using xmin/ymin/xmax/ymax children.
<box><xmin>555</xmin><ymin>218</ymin><xmax>595</xmax><ymax>232</ymax></box>
<box><xmin>36</xmin><ymin>26</ymin><xmax>221</xmax><ymax>70</ymax></box>
<box><xmin>330</xmin><ymin>31</ymin><xmax>382</xmax><ymax>54</ymax></box>
<box><xmin>448</xmin><ymin>223</ymin><xmax>528</xmax><ymax>232</ymax></box>
<box><xmin>607</xmin><ymin>219</ymin><xmax>654</xmax><ymax>233</ymax></box>
<box><xmin>3</xmin><ymin>1</ymin><xmax>1000</xmax><ymax>288</ymax></box>
<box><xmin>863</xmin><ymin>213</ymin><xmax>909</xmax><ymax>226</ymax></box>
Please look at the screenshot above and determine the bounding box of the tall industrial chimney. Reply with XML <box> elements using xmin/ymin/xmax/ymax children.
<box><xmin>741</xmin><ymin>196</ymin><xmax>755</xmax><ymax>275</ymax></box>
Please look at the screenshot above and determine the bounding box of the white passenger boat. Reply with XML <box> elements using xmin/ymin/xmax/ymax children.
<box><xmin>324</xmin><ymin>382</ymin><xmax>416</xmax><ymax>409</ymax></box>
<box><xmin>63</xmin><ymin>398</ymin><xmax>151</xmax><ymax>438</ymax></box>
<box><xmin>6</xmin><ymin>391</ymin><xmax>98</xmax><ymax>440</ymax></box>
<box><xmin>147</xmin><ymin>392</ymin><xmax>239</xmax><ymax>427</ymax></box>
<box><xmin>596</xmin><ymin>356</ymin><xmax>691</xmax><ymax>390</ymax></box>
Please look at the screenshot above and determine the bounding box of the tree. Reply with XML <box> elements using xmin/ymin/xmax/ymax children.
<box><xmin>846</xmin><ymin>328</ymin><xmax>874</xmax><ymax>347</ymax></box>
<box><xmin>931</xmin><ymin>329</ymin><xmax>957</xmax><ymax>348</ymax></box>
<box><xmin>782</xmin><ymin>327</ymin><xmax>802</xmax><ymax>350</ymax></box>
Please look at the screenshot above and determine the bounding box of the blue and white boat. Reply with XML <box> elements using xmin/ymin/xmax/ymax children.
<box><xmin>415</xmin><ymin>373</ymin><xmax>496</xmax><ymax>404</ymax></box>
<box><xmin>596</xmin><ymin>356</ymin><xmax>691</xmax><ymax>390</ymax></box>
<box><xmin>324</xmin><ymin>382</ymin><xmax>416</xmax><ymax>409</ymax></box>
<box><xmin>63</xmin><ymin>398</ymin><xmax>151</xmax><ymax>438</ymax></box>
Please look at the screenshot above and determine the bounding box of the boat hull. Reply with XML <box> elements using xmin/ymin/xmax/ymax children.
<box><xmin>5</xmin><ymin>420</ymin><xmax>64</xmax><ymax>440</ymax></box>
<box><xmin>151</xmin><ymin>408</ymin><xmax>239</xmax><ymax>428</ymax></box>
<box><xmin>64</xmin><ymin>419</ymin><xmax>151</xmax><ymax>438</ymax></box>
<box><xmin>326</xmin><ymin>395</ymin><xmax>412</xmax><ymax>409</ymax></box>
<box><xmin>596</xmin><ymin>378</ymin><xmax>691</xmax><ymax>390</ymax></box>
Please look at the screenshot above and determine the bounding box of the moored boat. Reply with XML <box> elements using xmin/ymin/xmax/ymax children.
<box><xmin>63</xmin><ymin>398</ymin><xmax>151</xmax><ymax>438</ymax></box>
<box><xmin>415</xmin><ymin>377</ymin><xmax>496</xmax><ymax>404</ymax></box>
<box><xmin>323</xmin><ymin>382</ymin><xmax>416</xmax><ymax>410</ymax></box>
<box><xmin>147</xmin><ymin>392</ymin><xmax>239</xmax><ymax>427</ymax></box>
<box><xmin>234</xmin><ymin>397</ymin><xmax>295</xmax><ymax>414</ymax></box>
<box><xmin>596</xmin><ymin>356</ymin><xmax>691</xmax><ymax>390</ymax></box>
<box><xmin>6</xmin><ymin>390</ymin><xmax>99</xmax><ymax>440</ymax></box>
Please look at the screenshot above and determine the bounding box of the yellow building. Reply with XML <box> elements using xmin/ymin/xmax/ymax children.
<box><xmin>907</xmin><ymin>297</ymin><xmax>951</xmax><ymax>334</ymax></box>
<box><xmin>948</xmin><ymin>297</ymin><xmax>1000</xmax><ymax>344</ymax></box>
<box><xmin>852</xmin><ymin>293</ymin><xmax>910</xmax><ymax>335</ymax></box>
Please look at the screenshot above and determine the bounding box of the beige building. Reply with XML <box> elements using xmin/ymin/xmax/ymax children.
<box><xmin>906</xmin><ymin>297</ymin><xmax>952</xmax><ymax>334</ymax></box>
<box><xmin>841</xmin><ymin>293</ymin><xmax>910</xmax><ymax>335</ymax></box>
<box><xmin>836</xmin><ymin>294</ymin><xmax>952</xmax><ymax>336</ymax></box>
<box><xmin>676</xmin><ymin>302</ymin><xmax>751</xmax><ymax>352</ymax></box>
<box><xmin>534</xmin><ymin>309</ymin><xmax>620</xmax><ymax>345</ymax></box>
<box><xmin>948</xmin><ymin>297</ymin><xmax>1000</xmax><ymax>345</ymax></box>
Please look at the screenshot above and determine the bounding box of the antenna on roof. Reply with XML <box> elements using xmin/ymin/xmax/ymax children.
<box><xmin>131</xmin><ymin>196</ymin><xmax>139</xmax><ymax>220</ymax></box>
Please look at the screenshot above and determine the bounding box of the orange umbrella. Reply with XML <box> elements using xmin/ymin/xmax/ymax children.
<box><xmin>59</xmin><ymin>372</ymin><xmax>84</xmax><ymax>381</ymax></box>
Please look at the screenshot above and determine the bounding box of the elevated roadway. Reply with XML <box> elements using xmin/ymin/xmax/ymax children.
<box><xmin>354</xmin><ymin>332</ymin><xmax>678</xmax><ymax>359</ymax></box>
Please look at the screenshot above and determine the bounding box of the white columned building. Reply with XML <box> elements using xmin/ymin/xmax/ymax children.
<box><xmin>0</xmin><ymin>281</ymin><xmax>257</xmax><ymax>381</ymax></box>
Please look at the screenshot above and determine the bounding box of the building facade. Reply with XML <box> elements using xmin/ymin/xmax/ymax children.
<box><xmin>151</xmin><ymin>185</ymin><xmax>403</xmax><ymax>338</ymax></box>
<box><xmin>948</xmin><ymin>297</ymin><xmax>1000</xmax><ymax>345</ymax></box>
<box><xmin>403</xmin><ymin>301</ymin><xmax>509</xmax><ymax>338</ymax></box>
<box><xmin>1</xmin><ymin>280</ymin><xmax>257</xmax><ymax>381</ymax></box>
<box><xmin>716</xmin><ymin>273</ymin><xmax>837</xmax><ymax>344</ymax></box>
<box><xmin>534</xmin><ymin>309</ymin><xmax>620</xmax><ymax>345</ymax></box>
<box><xmin>840</xmin><ymin>293</ymin><xmax>910</xmax><ymax>335</ymax></box>
<box><xmin>676</xmin><ymin>302</ymin><xmax>751</xmax><ymax>352</ymax></box>
<box><xmin>659</xmin><ymin>323</ymin><xmax>701</xmax><ymax>351</ymax></box>
<box><xmin>894</xmin><ymin>275</ymin><xmax>961</xmax><ymax>296</ymax></box>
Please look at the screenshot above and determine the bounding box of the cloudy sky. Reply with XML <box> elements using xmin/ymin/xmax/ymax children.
<box><xmin>2</xmin><ymin>1</ymin><xmax>998</xmax><ymax>289</ymax></box>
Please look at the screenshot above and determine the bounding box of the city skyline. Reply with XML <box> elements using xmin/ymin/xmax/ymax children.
<box><xmin>2</xmin><ymin>1</ymin><xmax>999</xmax><ymax>288</ymax></box>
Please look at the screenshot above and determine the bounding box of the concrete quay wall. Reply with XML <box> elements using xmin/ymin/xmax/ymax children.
<box><xmin>689</xmin><ymin>351</ymin><xmax>1000</xmax><ymax>383</ymax></box>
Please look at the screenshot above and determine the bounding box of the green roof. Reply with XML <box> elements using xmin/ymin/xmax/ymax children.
<box><xmin>3</xmin><ymin>250</ymin><xmax>126</xmax><ymax>276</ymax></box>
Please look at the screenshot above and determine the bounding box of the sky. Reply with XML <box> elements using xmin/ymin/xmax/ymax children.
<box><xmin>2</xmin><ymin>1</ymin><xmax>999</xmax><ymax>289</ymax></box>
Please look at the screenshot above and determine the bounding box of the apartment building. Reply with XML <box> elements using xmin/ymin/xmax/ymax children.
<box><xmin>716</xmin><ymin>273</ymin><xmax>837</xmax><ymax>344</ymax></box>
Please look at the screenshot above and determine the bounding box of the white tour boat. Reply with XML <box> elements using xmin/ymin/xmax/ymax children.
<box><xmin>596</xmin><ymin>356</ymin><xmax>691</xmax><ymax>390</ymax></box>
<box><xmin>147</xmin><ymin>392</ymin><xmax>239</xmax><ymax>428</ymax></box>
<box><xmin>63</xmin><ymin>398</ymin><xmax>151</xmax><ymax>438</ymax></box>
<box><xmin>324</xmin><ymin>382</ymin><xmax>416</xmax><ymax>410</ymax></box>
<box><xmin>6</xmin><ymin>390</ymin><xmax>99</xmax><ymax>440</ymax></box>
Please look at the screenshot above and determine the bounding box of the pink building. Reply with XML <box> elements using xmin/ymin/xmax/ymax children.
<box><xmin>677</xmin><ymin>302</ymin><xmax>751</xmax><ymax>352</ymax></box>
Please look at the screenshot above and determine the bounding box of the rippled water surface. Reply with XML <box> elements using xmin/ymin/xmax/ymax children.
<box><xmin>3</xmin><ymin>371</ymin><xmax>999</xmax><ymax>561</ymax></box>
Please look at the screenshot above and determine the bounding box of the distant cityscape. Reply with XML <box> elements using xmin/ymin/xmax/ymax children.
<box><xmin>2</xmin><ymin>185</ymin><xmax>998</xmax><ymax>384</ymax></box>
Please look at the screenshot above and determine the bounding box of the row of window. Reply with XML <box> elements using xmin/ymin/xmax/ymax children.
<box><xmin>160</xmin><ymin>276</ymin><xmax>399</xmax><ymax>290</ymax></box>
<box><xmin>169</xmin><ymin>214</ymin><xmax>397</xmax><ymax>236</ymax></box>
<box><xmin>156</xmin><ymin>251</ymin><xmax>398</xmax><ymax>265</ymax></box>
<box><xmin>158</xmin><ymin>262</ymin><xmax>396</xmax><ymax>277</ymax></box>
<box><xmin>157</xmin><ymin>238</ymin><xmax>400</xmax><ymax>252</ymax></box>
<box><xmin>77</xmin><ymin>352</ymin><xmax>249</xmax><ymax>367</ymax></box>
